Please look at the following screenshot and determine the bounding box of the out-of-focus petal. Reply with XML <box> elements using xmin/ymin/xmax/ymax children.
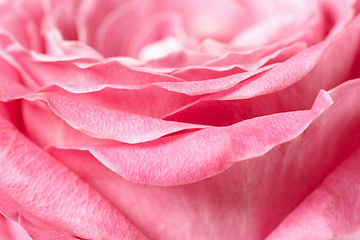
<box><xmin>266</xmin><ymin>148</ymin><xmax>360</xmax><ymax>240</ymax></box>
<box><xmin>0</xmin><ymin>215</ymin><xmax>32</xmax><ymax>240</ymax></box>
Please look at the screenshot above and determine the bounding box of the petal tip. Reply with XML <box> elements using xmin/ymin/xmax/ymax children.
<box><xmin>311</xmin><ymin>89</ymin><xmax>333</xmax><ymax>114</ymax></box>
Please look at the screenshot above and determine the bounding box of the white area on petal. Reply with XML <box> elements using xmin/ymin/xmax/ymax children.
<box><xmin>232</xmin><ymin>14</ymin><xmax>295</xmax><ymax>48</ymax></box>
<box><xmin>138</xmin><ymin>37</ymin><xmax>183</xmax><ymax>61</ymax></box>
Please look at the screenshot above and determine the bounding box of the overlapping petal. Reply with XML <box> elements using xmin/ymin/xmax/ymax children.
<box><xmin>45</xmin><ymin>79</ymin><xmax>360</xmax><ymax>239</ymax></box>
<box><xmin>48</xmin><ymin>90</ymin><xmax>332</xmax><ymax>185</ymax></box>
<box><xmin>0</xmin><ymin>0</ymin><xmax>359</xmax><ymax>239</ymax></box>
<box><xmin>0</xmin><ymin>215</ymin><xmax>32</xmax><ymax>240</ymax></box>
<box><xmin>266</xmin><ymin>148</ymin><xmax>360</xmax><ymax>240</ymax></box>
<box><xmin>0</xmin><ymin>116</ymin><xmax>149</xmax><ymax>240</ymax></box>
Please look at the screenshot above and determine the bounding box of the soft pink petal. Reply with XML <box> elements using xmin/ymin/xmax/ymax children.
<box><xmin>30</xmin><ymin>84</ymin><xmax>200</xmax><ymax>120</ymax></box>
<box><xmin>0</xmin><ymin>60</ymin><xmax>206</xmax><ymax>144</ymax></box>
<box><xmin>164</xmin><ymin>15</ymin><xmax>360</xmax><ymax>124</ymax></box>
<box><xmin>42</xmin><ymin>28</ymin><xmax>104</xmax><ymax>59</ymax></box>
<box><xmin>0</xmin><ymin>116</ymin><xmax>149</xmax><ymax>239</ymax></box>
<box><xmin>163</xmin><ymin>5</ymin><xmax>359</xmax><ymax>97</ymax></box>
<box><xmin>160</xmin><ymin>42</ymin><xmax>326</xmax><ymax>120</ymax></box>
<box><xmin>266</xmin><ymin>148</ymin><xmax>360</xmax><ymax>240</ymax></box>
<box><xmin>163</xmin><ymin>87</ymin><xmax>311</xmax><ymax>126</ymax></box>
<box><xmin>139</xmin><ymin>49</ymin><xmax>216</xmax><ymax>70</ymax></box>
<box><xmin>23</xmin><ymin>91</ymin><xmax>205</xmax><ymax>143</ymax></box>
<box><xmin>94</xmin><ymin>0</ymin><xmax>155</xmax><ymax>57</ymax></box>
<box><xmin>49</xmin><ymin>79</ymin><xmax>360</xmax><ymax>240</ymax></box>
<box><xmin>215</xmin><ymin>42</ymin><xmax>326</xmax><ymax>99</ymax></box>
<box><xmin>320</xmin><ymin>0</ymin><xmax>357</xmax><ymax>39</ymax></box>
<box><xmin>40</xmin><ymin>0</ymin><xmax>103</xmax><ymax>58</ymax></box>
<box><xmin>2</xmin><ymin>0</ymin><xmax>345</xmax><ymax>99</ymax></box>
<box><xmin>148</xmin><ymin>42</ymin><xmax>306</xmax><ymax>82</ymax></box>
<box><xmin>0</xmin><ymin>57</ymin><xmax>30</xmax><ymax>99</ymax></box>
<box><xmin>43</xmin><ymin>0</ymin><xmax>79</xmax><ymax>41</ymax></box>
<box><xmin>0</xmin><ymin>215</ymin><xmax>32</xmax><ymax>240</ymax></box>
<box><xmin>202</xmin><ymin>42</ymin><xmax>307</xmax><ymax>70</ymax></box>
<box><xmin>188</xmin><ymin>13</ymin><xmax>360</xmax><ymax>102</ymax></box>
<box><xmin>231</xmin><ymin>0</ymin><xmax>324</xmax><ymax>48</ymax></box>
<box><xmin>6</xmin><ymin>48</ymin><xmax>184</xmax><ymax>92</ymax></box>
<box><xmin>2</xmin><ymin>42</ymin><xmax>271</xmax><ymax>95</ymax></box>
<box><xmin>75</xmin><ymin>0</ymin><xmax>130</xmax><ymax>47</ymax></box>
<box><xmin>0</xmin><ymin>1</ymin><xmax>357</xmax><ymax>240</ymax></box>
<box><xmin>265</xmin><ymin>79</ymin><xmax>360</xmax><ymax>239</ymax></box>
<box><xmin>41</xmin><ymin>0</ymin><xmax>106</xmax><ymax>59</ymax></box>
<box><xmin>53</xmin><ymin>90</ymin><xmax>332</xmax><ymax>185</ymax></box>
<box><xmin>0</xmin><ymin>0</ymin><xmax>43</xmax><ymax>52</ymax></box>
<box><xmin>3</xmin><ymin>13</ymin><xmax>355</xmax><ymax>100</ymax></box>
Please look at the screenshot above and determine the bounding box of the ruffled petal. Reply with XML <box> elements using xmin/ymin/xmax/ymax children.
<box><xmin>47</xmin><ymin>79</ymin><xmax>360</xmax><ymax>240</ymax></box>
<box><xmin>52</xmin><ymin>90</ymin><xmax>332</xmax><ymax>185</ymax></box>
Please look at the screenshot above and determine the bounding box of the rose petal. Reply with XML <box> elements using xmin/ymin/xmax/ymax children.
<box><xmin>49</xmin><ymin>79</ymin><xmax>360</xmax><ymax>240</ymax></box>
<box><xmin>24</xmin><ymin>90</ymin><xmax>205</xmax><ymax>143</ymax></box>
<box><xmin>201</xmin><ymin>42</ymin><xmax>307</xmax><ymax>70</ymax></box>
<box><xmin>4</xmin><ymin>42</ymin><xmax>272</xmax><ymax>95</ymax></box>
<box><xmin>94</xmin><ymin>0</ymin><xmax>155</xmax><ymax>57</ymax></box>
<box><xmin>0</xmin><ymin>215</ymin><xmax>32</xmax><ymax>240</ymax></box>
<box><xmin>266</xmin><ymin>148</ymin><xmax>360</xmax><ymax>240</ymax></box>
<box><xmin>53</xmin><ymin>89</ymin><xmax>332</xmax><ymax>185</ymax></box>
<box><xmin>8</xmin><ymin>49</ymin><xmax>184</xmax><ymax>91</ymax></box>
<box><xmin>164</xmin><ymin>15</ymin><xmax>360</xmax><ymax>125</ymax></box>
<box><xmin>0</xmin><ymin>63</ymin><xmax>206</xmax><ymax>144</ymax></box>
<box><xmin>0</xmin><ymin>116</ymin><xmax>149</xmax><ymax>239</ymax></box>
<box><xmin>264</xmin><ymin>79</ymin><xmax>360</xmax><ymax>239</ymax></box>
<box><xmin>154</xmin><ymin>42</ymin><xmax>306</xmax><ymax>82</ymax></box>
<box><xmin>0</xmin><ymin>0</ymin><xmax>43</xmax><ymax>52</ymax></box>
<box><xmin>232</xmin><ymin>0</ymin><xmax>324</xmax><ymax>48</ymax></box>
<box><xmin>32</xmin><ymin>84</ymin><xmax>200</xmax><ymax>120</ymax></box>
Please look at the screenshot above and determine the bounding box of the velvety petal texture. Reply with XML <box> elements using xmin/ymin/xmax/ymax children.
<box><xmin>0</xmin><ymin>116</ymin><xmax>149</xmax><ymax>239</ymax></box>
<box><xmin>0</xmin><ymin>0</ymin><xmax>360</xmax><ymax>239</ymax></box>
<box><xmin>55</xmin><ymin>90</ymin><xmax>332</xmax><ymax>185</ymax></box>
<box><xmin>48</xmin><ymin>79</ymin><xmax>360</xmax><ymax>240</ymax></box>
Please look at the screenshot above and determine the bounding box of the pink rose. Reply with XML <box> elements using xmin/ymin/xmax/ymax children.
<box><xmin>1</xmin><ymin>0</ymin><xmax>360</xmax><ymax>239</ymax></box>
<box><xmin>0</xmin><ymin>215</ymin><xmax>32</xmax><ymax>240</ymax></box>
